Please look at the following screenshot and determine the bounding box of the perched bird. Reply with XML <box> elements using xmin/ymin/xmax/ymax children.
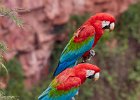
<box><xmin>38</xmin><ymin>63</ymin><xmax>100</xmax><ymax>100</ymax></box>
<box><xmin>53</xmin><ymin>13</ymin><xmax>115</xmax><ymax>76</ymax></box>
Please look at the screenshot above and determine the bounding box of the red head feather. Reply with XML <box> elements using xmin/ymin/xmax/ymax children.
<box><xmin>74</xmin><ymin>63</ymin><xmax>100</xmax><ymax>72</ymax></box>
<box><xmin>86</xmin><ymin>13</ymin><xmax>115</xmax><ymax>24</ymax></box>
<box><xmin>56</xmin><ymin>63</ymin><xmax>100</xmax><ymax>90</ymax></box>
<box><xmin>74</xmin><ymin>63</ymin><xmax>100</xmax><ymax>83</ymax></box>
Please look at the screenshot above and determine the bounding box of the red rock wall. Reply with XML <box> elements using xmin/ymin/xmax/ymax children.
<box><xmin>0</xmin><ymin>0</ymin><xmax>137</xmax><ymax>88</ymax></box>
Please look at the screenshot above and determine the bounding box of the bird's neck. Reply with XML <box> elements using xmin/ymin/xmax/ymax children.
<box><xmin>79</xmin><ymin>76</ymin><xmax>86</xmax><ymax>84</ymax></box>
<box><xmin>85</xmin><ymin>19</ymin><xmax>104</xmax><ymax>36</ymax></box>
<box><xmin>92</xmin><ymin>22</ymin><xmax>104</xmax><ymax>47</ymax></box>
<box><xmin>75</xmin><ymin>70</ymin><xmax>86</xmax><ymax>83</ymax></box>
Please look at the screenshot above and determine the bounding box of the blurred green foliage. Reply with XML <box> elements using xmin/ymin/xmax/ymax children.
<box><xmin>0</xmin><ymin>7</ymin><xmax>24</xmax><ymax>27</ymax></box>
<box><xmin>2</xmin><ymin>2</ymin><xmax>140</xmax><ymax>100</ymax></box>
<box><xmin>0</xmin><ymin>42</ymin><xmax>8</xmax><ymax>89</ymax></box>
<box><xmin>3</xmin><ymin>58</ymin><xmax>52</xmax><ymax>100</ymax></box>
<box><xmin>5</xmin><ymin>58</ymin><xmax>24</xmax><ymax>97</ymax></box>
<box><xmin>116</xmin><ymin>3</ymin><xmax>140</xmax><ymax>43</ymax></box>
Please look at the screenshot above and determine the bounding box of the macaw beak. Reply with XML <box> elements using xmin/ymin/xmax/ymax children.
<box><xmin>93</xmin><ymin>72</ymin><xmax>100</xmax><ymax>81</ymax></box>
<box><xmin>109</xmin><ymin>22</ymin><xmax>115</xmax><ymax>31</ymax></box>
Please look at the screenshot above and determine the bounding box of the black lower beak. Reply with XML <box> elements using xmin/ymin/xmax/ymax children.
<box><xmin>103</xmin><ymin>25</ymin><xmax>110</xmax><ymax>29</ymax></box>
<box><xmin>87</xmin><ymin>75</ymin><xmax>94</xmax><ymax>79</ymax></box>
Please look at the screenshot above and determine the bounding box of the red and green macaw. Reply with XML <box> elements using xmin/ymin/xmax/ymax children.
<box><xmin>53</xmin><ymin>13</ymin><xmax>115</xmax><ymax>76</ymax></box>
<box><xmin>38</xmin><ymin>63</ymin><xmax>100</xmax><ymax>100</ymax></box>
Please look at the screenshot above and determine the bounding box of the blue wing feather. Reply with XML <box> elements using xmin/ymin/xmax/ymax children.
<box><xmin>53</xmin><ymin>37</ymin><xmax>94</xmax><ymax>76</ymax></box>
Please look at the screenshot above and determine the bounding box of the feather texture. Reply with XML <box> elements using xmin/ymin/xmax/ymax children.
<box><xmin>53</xmin><ymin>25</ymin><xmax>95</xmax><ymax>76</ymax></box>
<box><xmin>39</xmin><ymin>63</ymin><xmax>100</xmax><ymax>100</ymax></box>
<box><xmin>39</xmin><ymin>68</ymin><xmax>80</xmax><ymax>100</ymax></box>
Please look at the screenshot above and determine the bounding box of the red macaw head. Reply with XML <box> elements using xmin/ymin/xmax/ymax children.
<box><xmin>74</xmin><ymin>63</ymin><xmax>100</xmax><ymax>81</ymax></box>
<box><xmin>88</xmin><ymin>13</ymin><xmax>115</xmax><ymax>31</ymax></box>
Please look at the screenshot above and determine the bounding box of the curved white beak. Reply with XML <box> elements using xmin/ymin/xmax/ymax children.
<box><xmin>94</xmin><ymin>72</ymin><xmax>100</xmax><ymax>81</ymax></box>
<box><xmin>109</xmin><ymin>22</ymin><xmax>115</xmax><ymax>31</ymax></box>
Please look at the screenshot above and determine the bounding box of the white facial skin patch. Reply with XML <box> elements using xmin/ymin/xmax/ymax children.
<box><xmin>102</xmin><ymin>21</ymin><xmax>110</xmax><ymax>28</ymax></box>
<box><xmin>86</xmin><ymin>70</ymin><xmax>95</xmax><ymax>77</ymax></box>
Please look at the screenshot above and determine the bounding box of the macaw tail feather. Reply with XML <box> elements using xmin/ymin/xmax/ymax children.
<box><xmin>38</xmin><ymin>87</ymin><xmax>51</xmax><ymax>100</ymax></box>
<box><xmin>38</xmin><ymin>95</ymin><xmax>48</xmax><ymax>100</ymax></box>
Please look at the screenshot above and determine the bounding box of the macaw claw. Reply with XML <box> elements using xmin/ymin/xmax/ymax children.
<box><xmin>87</xmin><ymin>49</ymin><xmax>95</xmax><ymax>61</ymax></box>
<box><xmin>90</xmin><ymin>50</ymin><xmax>95</xmax><ymax>57</ymax></box>
<box><xmin>82</xmin><ymin>50</ymin><xmax>96</xmax><ymax>62</ymax></box>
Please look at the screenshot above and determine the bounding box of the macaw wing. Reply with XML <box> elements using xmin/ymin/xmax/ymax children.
<box><xmin>56</xmin><ymin>76</ymin><xmax>81</xmax><ymax>90</ymax></box>
<box><xmin>39</xmin><ymin>86</ymin><xmax>79</xmax><ymax>100</ymax></box>
<box><xmin>49</xmin><ymin>76</ymin><xmax>81</xmax><ymax>100</ymax></box>
<box><xmin>53</xmin><ymin>25</ymin><xmax>95</xmax><ymax>76</ymax></box>
<box><xmin>39</xmin><ymin>69</ymin><xmax>80</xmax><ymax>100</ymax></box>
<box><xmin>56</xmin><ymin>68</ymin><xmax>75</xmax><ymax>83</ymax></box>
